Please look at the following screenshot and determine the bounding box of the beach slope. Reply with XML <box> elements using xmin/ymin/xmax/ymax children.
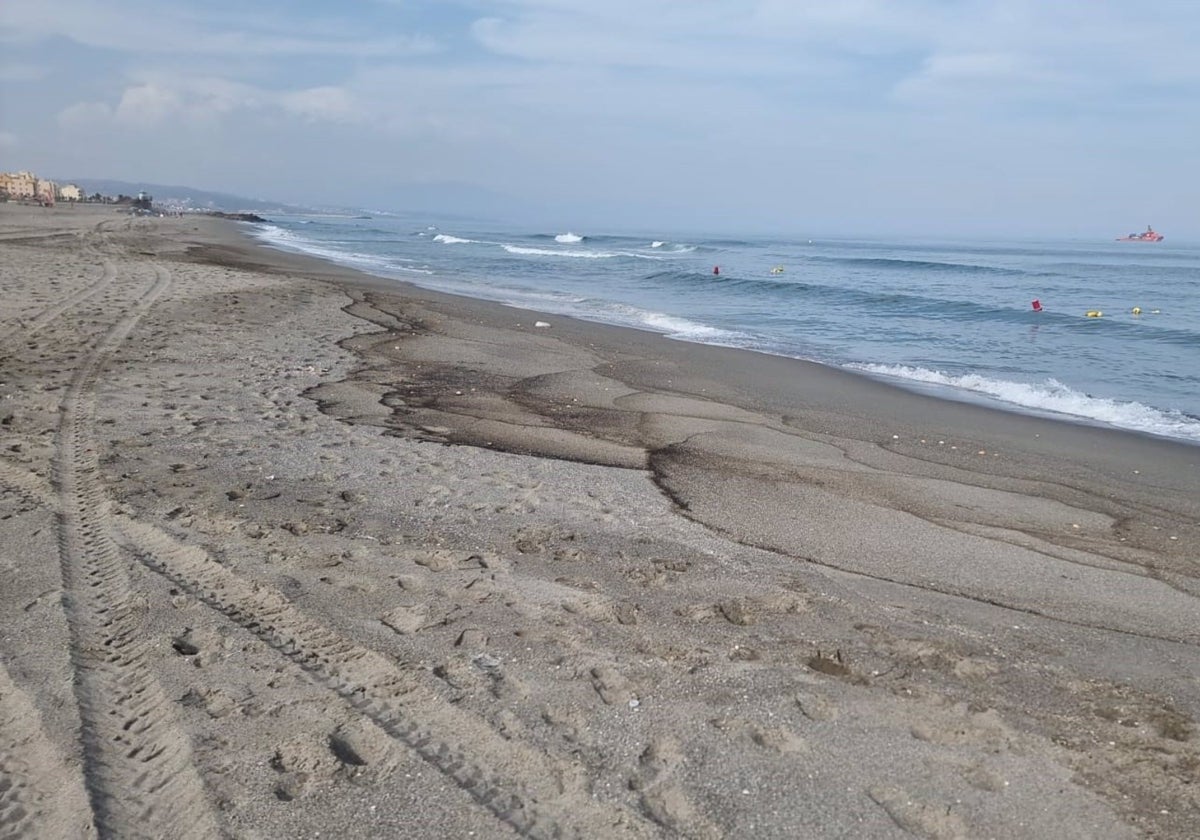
<box><xmin>1</xmin><ymin>203</ymin><xmax>1197</xmax><ymax>838</ymax></box>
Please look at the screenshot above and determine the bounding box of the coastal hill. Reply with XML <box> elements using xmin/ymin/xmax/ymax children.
<box><xmin>55</xmin><ymin>178</ymin><xmax>311</xmax><ymax>215</ymax></box>
<box><xmin>54</xmin><ymin>178</ymin><xmax>520</xmax><ymax>220</ymax></box>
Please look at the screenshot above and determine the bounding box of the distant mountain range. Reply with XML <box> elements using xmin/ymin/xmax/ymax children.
<box><xmin>55</xmin><ymin>177</ymin><xmax>531</xmax><ymax>223</ymax></box>
<box><xmin>57</xmin><ymin>178</ymin><xmax>313</xmax><ymax>214</ymax></box>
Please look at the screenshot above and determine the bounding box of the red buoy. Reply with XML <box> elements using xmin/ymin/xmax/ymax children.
<box><xmin>1032</xmin><ymin>299</ymin><xmax>1042</xmax><ymax>312</ymax></box>
<box><xmin>713</xmin><ymin>265</ymin><xmax>720</xmax><ymax>275</ymax></box>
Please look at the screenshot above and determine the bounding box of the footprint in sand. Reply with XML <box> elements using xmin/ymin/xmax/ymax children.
<box><xmin>868</xmin><ymin>784</ymin><xmax>970</xmax><ymax>840</ymax></box>
<box><xmin>380</xmin><ymin>603</ymin><xmax>428</xmax><ymax>635</ymax></box>
<box><xmin>434</xmin><ymin>657</ymin><xmax>487</xmax><ymax>692</ymax></box>
<box><xmin>630</xmin><ymin>738</ymin><xmax>722</xmax><ymax>839</ymax></box>
<box><xmin>708</xmin><ymin>715</ymin><xmax>809</xmax><ymax>755</ymax></box>
<box><xmin>270</xmin><ymin>720</ymin><xmax>396</xmax><ymax>801</ymax></box>
<box><xmin>747</xmin><ymin>722</ymin><xmax>809</xmax><ymax>755</ymax></box>
<box><xmin>908</xmin><ymin>702</ymin><xmax>1018</xmax><ymax>752</ymax></box>
<box><xmin>676</xmin><ymin>593</ymin><xmax>804</xmax><ymax>625</ymax></box>
<box><xmin>589</xmin><ymin>664</ymin><xmax>638</xmax><ymax>706</ymax></box>
<box><xmin>180</xmin><ymin>685</ymin><xmax>239</xmax><ymax>719</ymax></box>
<box><xmin>795</xmin><ymin>691</ymin><xmax>840</xmax><ymax>722</ymax></box>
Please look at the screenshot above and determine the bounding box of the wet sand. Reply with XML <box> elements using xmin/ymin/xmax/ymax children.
<box><xmin>1</xmin><ymin>202</ymin><xmax>1197</xmax><ymax>839</ymax></box>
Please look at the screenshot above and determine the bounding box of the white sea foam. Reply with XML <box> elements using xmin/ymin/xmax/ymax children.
<box><xmin>850</xmin><ymin>363</ymin><xmax>1200</xmax><ymax>442</ymax></box>
<box><xmin>253</xmin><ymin>224</ymin><xmax>432</xmax><ymax>276</ymax></box>
<box><xmin>600</xmin><ymin>303</ymin><xmax>742</xmax><ymax>342</ymax></box>
<box><xmin>641</xmin><ymin>312</ymin><xmax>733</xmax><ymax>339</ymax></box>
<box><xmin>503</xmin><ymin>244</ymin><xmax>612</xmax><ymax>258</ymax></box>
<box><xmin>255</xmin><ymin>225</ymin><xmax>377</xmax><ymax>264</ymax></box>
<box><xmin>396</xmin><ymin>266</ymin><xmax>435</xmax><ymax>275</ymax></box>
<box><xmin>555</xmin><ymin>232</ymin><xmax>583</xmax><ymax>243</ymax></box>
<box><xmin>502</xmin><ymin>244</ymin><xmax>665</xmax><ymax>261</ymax></box>
<box><xmin>433</xmin><ymin>234</ymin><xmax>473</xmax><ymax>244</ymax></box>
<box><xmin>648</xmin><ymin>241</ymin><xmax>696</xmax><ymax>253</ymax></box>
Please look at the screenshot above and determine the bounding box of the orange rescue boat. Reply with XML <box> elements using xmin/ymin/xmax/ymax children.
<box><xmin>1117</xmin><ymin>226</ymin><xmax>1164</xmax><ymax>242</ymax></box>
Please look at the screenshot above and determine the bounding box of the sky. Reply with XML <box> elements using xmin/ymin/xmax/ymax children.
<box><xmin>1</xmin><ymin>0</ymin><xmax>1198</xmax><ymax>236</ymax></box>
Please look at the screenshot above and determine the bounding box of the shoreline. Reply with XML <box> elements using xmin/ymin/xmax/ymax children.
<box><xmin>236</xmin><ymin>216</ymin><xmax>1200</xmax><ymax>485</ymax></box>
<box><xmin>249</xmin><ymin>217</ymin><xmax>1200</xmax><ymax>448</ymax></box>
<box><xmin>2</xmin><ymin>203</ymin><xmax>1198</xmax><ymax>838</ymax></box>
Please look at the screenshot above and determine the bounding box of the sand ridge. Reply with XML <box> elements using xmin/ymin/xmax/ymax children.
<box><xmin>0</xmin><ymin>203</ymin><xmax>1197</xmax><ymax>838</ymax></box>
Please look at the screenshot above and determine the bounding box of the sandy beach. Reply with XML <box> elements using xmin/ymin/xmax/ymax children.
<box><xmin>1</xmin><ymin>202</ymin><xmax>1198</xmax><ymax>839</ymax></box>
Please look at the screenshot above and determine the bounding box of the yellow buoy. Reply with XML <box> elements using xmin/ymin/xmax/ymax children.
<box><xmin>1132</xmin><ymin>306</ymin><xmax>1142</xmax><ymax>315</ymax></box>
<box><xmin>1085</xmin><ymin>310</ymin><xmax>1102</xmax><ymax>318</ymax></box>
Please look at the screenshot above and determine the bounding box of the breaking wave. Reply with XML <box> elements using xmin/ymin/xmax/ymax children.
<box><xmin>850</xmin><ymin>364</ymin><xmax>1200</xmax><ymax>442</ymax></box>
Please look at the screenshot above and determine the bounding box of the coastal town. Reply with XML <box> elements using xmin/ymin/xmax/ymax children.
<box><xmin>0</xmin><ymin>168</ymin><xmax>271</xmax><ymax>221</ymax></box>
<box><xmin>0</xmin><ymin>169</ymin><xmax>88</xmax><ymax>205</ymax></box>
<box><xmin>0</xmin><ymin>168</ymin><xmax>172</xmax><ymax>213</ymax></box>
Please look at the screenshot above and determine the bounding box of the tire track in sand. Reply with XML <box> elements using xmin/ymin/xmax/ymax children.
<box><xmin>115</xmin><ymin>517</ymin><xmax>646</xmax><ymax>840</ymax></box>
<box><xmin>0</xmin><ymin>457</ymin><xmax>649</xmax><ymax>840</ymax></box>
<box><xmin>0</xmin><ymin>661</ymin><xmax>95</xmax><ymax>840</ymax></box>
<box><xmin>52</xmin><ymin>262</ymin><xmax>222</xmax><ymax>839</ymax></box>
<box><xmin>0</xmin><ymin>248</ymin><xmax>117</xmax><ymax>352</ymax></box>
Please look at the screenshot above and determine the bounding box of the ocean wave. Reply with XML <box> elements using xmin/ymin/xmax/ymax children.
<box><xmin>1050</xmin><ymin>261</ymin><xmax>1200</xmax><ymax>278</ymax></box>
<box><xmin>641</xmin><ymin>269</ymin><xmax>1005</xmax><ymax>318</ymax></box>
<box><xmin>253</xmin><ymin>224</ymin><xmax>433</xmax><ymax>277</ymax></box>
<box><xmin>810</xmin><ymin>256</ymin><xmax>1026</xmax><ymax>276</ymax></box>
<box><xmin>1062</xmin><ymin>314</ymin><xmax>1200</xmax><ymax>347</ymax></box>
<box><xmin>391</xmin><ymin>265</ymin><xmax>435</xmax><ymax>275</ymax></box>
<box><xmin>645</xmin><ymin>268</ymin><xmax>815</xmax><ymax>293</ymax></box>
<box><xmin>849</xmin><ymin>364</ymin><xmax>1200</xmax><ymax>442</ymax></box>
<box><xmin>648</xmin><ymin>240</ymin><xmax>697</xmax><ymax>253</ymax></box>
<box><xmin>601</xmin><ymin>303</ymin><xmax>743</xmax><ymax>342</ymax></box>
<box><xmin>433</xmin><ymin>234</ymin><xmax>474</xmax><ymax>244</ymax></box>
<box><xmin>501</xmin><ymin>244</ymin><xmax>663</xmax><ymax>260</ymax></box>
<box><xmin>254</xmin><ymin>224</ymin><xmax>380</xmax><ymax>264</ymax></box>
<box><xmin>503</xmin><ymin>245</ymin><xmax>613</xmax><ymax>259</ymax></box>
<box><xmin>555</xmin><ymin>232</ymin><xmax>584</xmax><ymax>243</ymax></box>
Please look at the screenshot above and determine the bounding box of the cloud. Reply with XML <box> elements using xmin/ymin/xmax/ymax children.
<box><xmin>0</xmin><ymin>0</ymin><xmax>439</xmax><ymax>58</ymax></box>
<box><xmin>56</xmin><ymin>77</ymin><xmax>357</xmax><ymax>131</ymax></box>
<box><xmin>891</xmin><ymin>51</ymin><xmax>1060</xmax><ymax>105</ymax></box>
<box><xmin>12</xmin><ymin>0</ymin><xmax>1200</xmax><ymax>232</ymax></box>
<box><xmin>280</xmin><ymin>86</ymin><xmax>357</xmax><ymax>122</ymax></box>
<box><xmin>468</xmin><ymin>4</ymin><xmax>856</xmax><ymax>79</ymax></box>
<box><xmin>469</xmin><ymin>0</ymin><xmax>1200</xmax><ymax>112</ymax></box>
<box><xmin>57</xmin><ymin>101</ymin><xmax>113</xmax><ymax>128</ymax></box>
<box><xmin>114</xmin><ymin>84</ymin><xmax>182</xmax><ymax>124</ymax></box>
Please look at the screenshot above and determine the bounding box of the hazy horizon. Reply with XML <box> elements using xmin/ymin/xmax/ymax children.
<box><xmin>2</xmin><ymin>1</ymin><xmax>1197</xmax><ymax>238</ymax></box>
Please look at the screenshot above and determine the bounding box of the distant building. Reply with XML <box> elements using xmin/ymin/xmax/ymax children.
<box><xmin>0</xmin><ymin>171</ymin><xmax>38</xmax><ymax>199</ymax></box>
<box><xmin>59</xmin><ymin>184</ymin><xmax>82</xmax><ymax>201</ymax></box>
<box><xmin>36</xmin><ymin>178</ymin><xmax>57</xmax><ymax>202</ymax></box>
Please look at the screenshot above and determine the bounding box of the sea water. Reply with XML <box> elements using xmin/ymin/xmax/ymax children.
<box><xmin>252</xmin><ymin>213</ymin><xmax>1200</xmax><ymax>445</ymax></box>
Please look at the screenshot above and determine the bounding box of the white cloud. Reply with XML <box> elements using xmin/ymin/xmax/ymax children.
<box><xmin>173</xmin><ymin>77</ymin><xmax>264</xmax><ymax>118</ymax></box>
<box><xmin>892</xmin><ymin>51</ymin><xmax>1061</xmax><ymax>105</ymax></box>
<box><xmin>469</xmin><ymin>5</ymin><xmax>849</xmax><ymax>78</ymax></box>
<box><xmin>114</xmin><ymin>84</ymin><xmax>182</xmax><ymax>124</ymax></box>
<box><xmin>281</xmin><ymin>86</ymin><xmax>356</xmax><ymax>122</ymax></box>
<box><xmin>57</xmin><ymin>101</ymin><xmax>113</xmax><ymax>128</ymax></box>
<box><xmin>10</xmin><ymin>0</ymin><xmax>1200</xmax><ymax>232</ymax></box>
<box><xmin>0</xmin><ymin>0</ymin><xmax>439</xmax><ymax>58</ymax></box>
<box><xmin>55</xmin><ymin>77</ymin><xmax>356</xmax><ymax>131</ymax></box>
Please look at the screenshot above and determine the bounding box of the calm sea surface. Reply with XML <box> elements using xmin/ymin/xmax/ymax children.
<box><xmin>253</xmin><ymin>214</ymin><xmax>1200</xmax><ymax>444</ymax></box>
